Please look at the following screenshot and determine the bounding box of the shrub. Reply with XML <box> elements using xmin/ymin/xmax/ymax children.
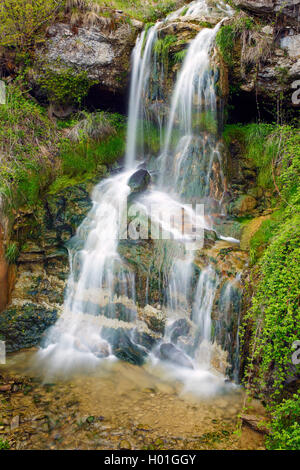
<box><xmin>0</xmin><ymin>0</ymin><xmax>62</xmax><ymax>50</ymax></box>
<box><xmin>266</xmin><ymin>393</ymin><xmax>300</xmax><ymax>450</ymax></box>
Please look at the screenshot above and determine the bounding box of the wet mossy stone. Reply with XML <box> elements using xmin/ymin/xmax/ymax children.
<box><xmin>0</xmin><ymin>303</ymin><xmax>58</xmax><ymax>352</ymax></box>
<box><xmin>45</xmin><ymin>184</ymin><xmax>92</xmax><ymax>240</ymax></box>
<box><xmin>101</xmin><ymin>327</ymin><xmax>147</xmax><ymax>366</ymax></box>
<box><xmin>128</xmin><ymin>169</ymin><xmax>151</xmax><ymax>194</ymax></box>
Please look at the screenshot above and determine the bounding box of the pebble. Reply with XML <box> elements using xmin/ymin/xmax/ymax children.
<box><xmin>11</xmin><ymin>415</ymin><xmax>20</xmax><ymax>430</ymax></box>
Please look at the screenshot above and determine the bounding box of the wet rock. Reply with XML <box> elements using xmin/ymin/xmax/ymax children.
<box><xmin>159</xmin><ymin>343</ymin><xmax>194</xmax><ymax>369</ymax></box>
<box><xmin>139</xmin><ymin>304</ymin><xmax>166</xmax><ymax>334</ymax></box>
<box><xmin>133</xmin><ymin>330</ymin><xmax>157</xmax><ymax>351</ymax></box>
<box><xmin>101</xmin><ymin>327</ymin><xmax>147</xmax><ymax>366</ymax></box>
<box><xmin>90</xmin><ymin>340</ymin><xmax>110</xmax><ymax>359</ymax></box>
<box><xmin>241</xmin><ymin>414</ymin><xmax>270</xmax><ymax>435</ymax></box>
<box><xmin>170</xmin><ymin>319</ymin><xmax>191</xmax><ymax>344</ymax></box>
<box><xmin>128</xmin><ymin>169</ymin><xmax>151</xmax><ymax>194</ymax></box>
<box><xmin>0</xmin><ymin>303</ymin><xmax>58</xmax><ymax>352</ymax></box>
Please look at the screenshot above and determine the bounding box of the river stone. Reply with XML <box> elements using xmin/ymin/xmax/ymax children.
<box><xmin>101</xmin><ymin>327</ymin><xmax>147</xmax><ymax>366</ymax></box>
<box><xmin>159</xmin><ymin>343</ymin><xmax>194</xmax><ymax>369</ymax></box>
<box><xmin>128</xmin><ymin>169</ymin><xmax>151</xmax><ymax>194</ymax></box>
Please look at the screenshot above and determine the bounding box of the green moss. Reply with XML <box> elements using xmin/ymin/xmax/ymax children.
<box><xmin>94</xmin><ymin>0</ymin><xmax>181</xmax><ymax>22</ymax></box>
<box><xmin>59</xmin><ymin>126</ymin><xmax>126</xmax><ymax>178</ymax></box>
<box><xmin>38</xmin><ymin>67</ymin><xmax>96</xmax><ymax>106</ymax></box>
<box><xmin>173</xmin><ymin>48</ymin><xmax>188</xmax><ymax>64</ymax></box>
<box><xmin>216</xmin><ymin>25</ymin><xmax>235</xmax><ymax>66</ymax></box>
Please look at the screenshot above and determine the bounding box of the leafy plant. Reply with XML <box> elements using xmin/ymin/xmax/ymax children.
<box><xmin>266</xmin><ymin>393</ymin><xmax>300</xmax><ymax>450</ymax></box>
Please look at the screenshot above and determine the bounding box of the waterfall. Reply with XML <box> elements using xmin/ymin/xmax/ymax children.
<box><xmin>125</xmin><ymin>24</ymin><xmax>160</xmax><ymax>168</ymax></box>
<box><xmin>37</xmin><ymin>0</ymin><xmax>239</xmax><ymax>384</ymax></box>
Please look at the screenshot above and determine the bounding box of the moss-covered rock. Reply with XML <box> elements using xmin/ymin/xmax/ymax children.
<box><xmin>0</xmin><ymin>303</ymin><xmax>58</xmax><ymax>352</ymax></box>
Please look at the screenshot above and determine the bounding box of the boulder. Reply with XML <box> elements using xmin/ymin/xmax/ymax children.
<box><xmin>101</xmin><ymin>327</ymin><xmax>147</xmax><ymax>366</ymax></box>
<box><xmin>36</xmin><ymin>20</ymin><xmax>142</xmax><ymax>95</ymax></box>
<box><xmin>159</xmin><ymin>343</ymin><xmax>194</xmax><ymax>369</ymax></box>
<box><xmin>232</xmin><ymin>0</ymin><xmax>300</xmax><ymax>25</ymax></box>
<box><xmin>128</xmin><ymin>169</ymin><xmax>151</xmax><ymax>194</ymax></box>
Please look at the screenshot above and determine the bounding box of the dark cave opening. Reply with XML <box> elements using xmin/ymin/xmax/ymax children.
<box><xmin>83</xmin><ymin>84</ymin><xmax>128</xmax><ymax>115</ymax></box>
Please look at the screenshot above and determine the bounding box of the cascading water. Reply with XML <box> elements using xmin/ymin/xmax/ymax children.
<box><xmin>37</xmin><ymin>0</ymin><xmax>240</xmax><ymax>391</ymax></box>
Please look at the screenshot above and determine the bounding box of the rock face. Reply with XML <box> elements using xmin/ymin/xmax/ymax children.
<box><xmin>233</xmin><ymin>0</ymin><xmax>300</xmax><ymax>24</ymax></box>
<box><xmin>0</xmin><ymin>304</ymin><xmax>58</xmax><ymax>352</ymax></box>
<box><xmin>0</xmin><ymin>182</ymin><xmax>94</xmax><ymax>351</ymax></box>
<box><xmin>38</xmin><ymin>20</ymin><xmax>143</xmax><ymax>94</ymax></box>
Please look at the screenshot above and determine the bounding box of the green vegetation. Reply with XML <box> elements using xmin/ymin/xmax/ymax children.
<box><xmin>266</xmin><ymin>393</ymin><xmax>300</xmax><ymax>450</ymax></box>
<box><xmin>5</xmin><ymin>242</ymin><xmax>20</xmax><ymax>264</ymax></box>
<box><xmin>38</xmin><ymin>67</ymin><xmax>95</xmax><ymax>106</ymax></box>
<box><xmin>154</xmin><ymin>35</ymin><xmax>177</xmax><ymax>68</ymax></box>
<box><xmin>235</xmin><ymin>124</ymin><xmax>300</xmax><ymax>450</ymax></box>
<box><xmin>94</xmin><ymin>0</ymin><xmax>183</xmax><ymax>22</ymax></box>
<box><xmin>216</xmin><ymin>13</ymin><xmax>270</xmax><ymax>70</ymax></box>
<box><xmin>216</xmin><ymin>25</ymin><xmax>235</xmax><ymax>66</ymax></box>
<box><xmin>49</xmin><ymin>111</ymin><xmax>126</xmax><ymax>190</ymax></box>
<box><xmin>0</xmin><ymin>83</ymin><xmax>59</xmax><ymax>209</ymax></box>
<box><xmin>173</xmin><ymin>48</ymin><xmax>188</xmax><ymax>64</ymax></box>
<box><xmin>0</xmin><ymin>83</ymin><xmax>126</xmax><ymax>211</ymax></box>
<box><xmin>0</xmin><ymin>0</ymin><xmax>61</xmax><ymax>51</ymax></box>
<box><xmin>0</xmin><ymin>438</ymin><xmax>10</xmax><ymax>450</ymax></box>
<box><xmin>223</xmin><ymin>123</ymin><xmax>281</xmax><ymax>191</ymax></box>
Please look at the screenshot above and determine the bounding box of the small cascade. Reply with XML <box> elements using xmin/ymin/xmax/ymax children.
<box><xmin>126</xmin><ymin>24</ymin><xmax>160</xmax><ymax>168</ymax></box>
<box><xmin>37</xmin><ymin>0</ymin><xmax>241</xmax><ymax>388</ymax></box>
